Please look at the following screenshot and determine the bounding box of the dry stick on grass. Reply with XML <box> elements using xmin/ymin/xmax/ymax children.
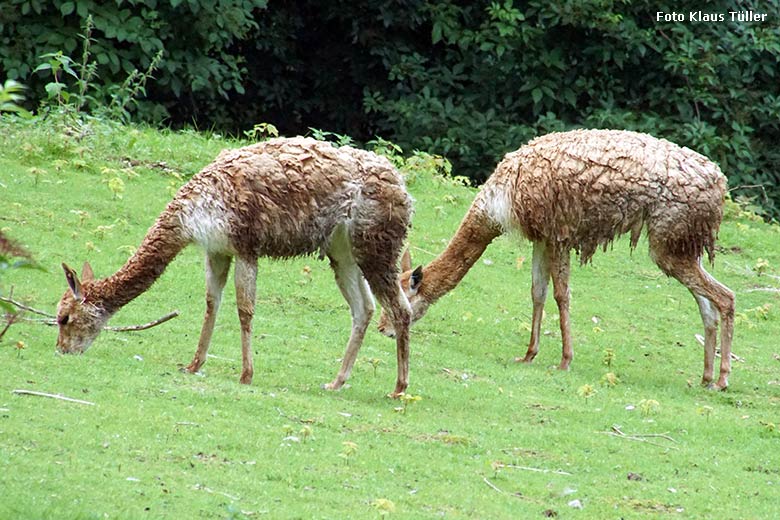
<box><xmin>0</xmin><ymin>288</ymin><xmax>23</xmax><ymax>341</ymax></box>
<box><xmin>503</xmin><ymin>464</ymin><xmax>573</xmax><ymax>476</ymax></box>
<box><xmin>0</xmin><ymin>311</ymin><xmax>21</xmax><ymax>341</ymax></box>
<box><xmin>105</xmin><ymin>311</ymin><xmax>179</xmax><ymax>332</ymax></box>
<box><xmin>0</xmin><ymin>296</ymin><xmax>52</xmax><ymax>318</ymax></box>
<box><xmin>483</xmin><ymin>477</ymin><xmax>505</xmax><ymax>494</ymax></box>
<box><xmin>600</xmin><ymin>425</ymin><xmax>680</xmax><ymax>450</ymax></box>
<box><xmin>12</xmin><ymin>389</ymin><xmax>95</xmax><ymax>406</ymax></box>
<box><xmin>0</xmin><ymin>296</ymin><xmax>178</xmax><ymax>332</ymax></box>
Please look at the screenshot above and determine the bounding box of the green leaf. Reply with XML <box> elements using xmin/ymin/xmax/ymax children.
<box><xmin>432</xmin><ymin>23</ymin><xmax>442</xmax><ymax>44</ymax></box>
<box><xmin>60</xmin><ymin>1</ymin><xmax>75</xmax><ymax>15</ymax></box>
<box><xmin>531</xmin><ymin>87</ymin><xmax>543</xmax><ymax>104</ymax></box>
<box><xmin>45</xmin><ymin>82</ymin><xmax>64</xmax><ymax>98</ymax></box>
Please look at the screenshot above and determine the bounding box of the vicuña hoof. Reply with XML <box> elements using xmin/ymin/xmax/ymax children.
<box><xmin>515</xmin><ymin>355</ymin><xmax>535</xmax><ymax>364</ymax></box>
<box><xmin>322</xmin><ymin>381</ymin><xmax>343</xmax><ymax>391</ymax></box>
<box><xmin>181</xmin><ymin>363</ymin><xmax>201</xmax><ymax>375</ymax></box>
<box><xmin>239</xmin><ymin>371</ymin><xmax>253</xmax><ymax>385</ymax></box>
<box><xmin>388</xmin><ymin>384</ymin><xmax>407</xmax><ymax>399</ymax></box>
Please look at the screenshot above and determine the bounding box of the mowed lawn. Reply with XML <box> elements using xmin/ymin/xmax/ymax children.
<box><xmin>1</xmin><ymin>120</ymin><xmax>780</xmax><ymax>519</ymax></box>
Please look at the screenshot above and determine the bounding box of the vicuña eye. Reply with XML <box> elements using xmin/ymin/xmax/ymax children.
<box><xmin>58</xmin><ymin>315</ymin><xmax>70</xmax><ymax>325</ymax></box>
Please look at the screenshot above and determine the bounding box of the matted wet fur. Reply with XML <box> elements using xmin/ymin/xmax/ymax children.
<box><xmin>57</xmin><ymin>137</ymin><xmax>414</xmax><ymax>397</ymax></box>
<box><xmin>379</xmin><ymin>129</ymin><xmax>735</xmax><ymax>390</ymax></box>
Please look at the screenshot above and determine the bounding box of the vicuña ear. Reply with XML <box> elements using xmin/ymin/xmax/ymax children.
<box><xmin>62</xmin><ymin>262</ymin><xmax>83</xmax><ymax>301</ymax></box>
<box><xmin>410</xmin><ymin>265</ymin><xmax>423</xmax><ymax>293</ymax></box>
<box><xmin>81</xmin><ymin>261</ymin><xmax>95</xmax><ymax>281</ymax></box>
<box><xmin>400</xmin><ymin>247</ymin><xmax>412</xmax><ymax>273</ymax></box>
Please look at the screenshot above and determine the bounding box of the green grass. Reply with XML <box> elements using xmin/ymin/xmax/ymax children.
<box><xmin>2</xmin><ymin>117</ymin><xmax>780</xmax><ymax>519</ymax></box>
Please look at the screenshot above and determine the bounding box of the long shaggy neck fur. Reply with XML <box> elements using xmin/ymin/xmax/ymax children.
<box><xmin>419</xmin><ymin>206</ymin><xmax>502</xmax><ymax>304</ymax></box>
<box><xmin>93</xmin><ymin>207</ymin><xmax>188</xmax><ymax>314</ymax></box>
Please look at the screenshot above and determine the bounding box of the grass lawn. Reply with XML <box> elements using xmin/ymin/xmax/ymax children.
<box><xmin>1</xmin><ymin>118</ymin><xmax>779</xmax><ymax>519</ymax></box>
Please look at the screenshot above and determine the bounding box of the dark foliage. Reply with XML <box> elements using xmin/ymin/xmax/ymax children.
<box><xmin>3</xmin><ymin>0</ymin><xmax>779</xmax><ymax>214</ymax></box>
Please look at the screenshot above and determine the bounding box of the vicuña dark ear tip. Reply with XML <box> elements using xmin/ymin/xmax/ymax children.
<box><xmin>411</xmin><ymin>265</ymin><xmax>423</xmax><ymax>287</ymax></box>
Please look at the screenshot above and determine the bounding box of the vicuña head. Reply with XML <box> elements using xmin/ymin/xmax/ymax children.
<box><xmin>56</xmin><ymin>262</ymin><xmax>111</xmax><ymax>354</ymax></box>
<box><xmin>378</xmin><ymin>204</ymin><xmax>502</xmax><ymax>338</ymax></box>
<box><xmin>377</xmin><ymin>263</ymin><xmax>424</xmax><ymax>338</ymax></box>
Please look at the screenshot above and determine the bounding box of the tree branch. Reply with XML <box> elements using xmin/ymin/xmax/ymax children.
<box><xmin>105</xmin><ymin>311</ymin><xmax>179</xmax><ymax>332</ymax></box>
<box><xmin>0</xmin><ymin>296</ymin><xmax>53</xmax><ymax>318</ymax></box>
<box><xmin>0</xmin><ymin>296</ymin><xmax>179</xmax><ymax>332</ymax></box>
<box><xmin>12</xmin><ymin>389</ymin><xmax>95</xmax><ymax>406</ymax></box>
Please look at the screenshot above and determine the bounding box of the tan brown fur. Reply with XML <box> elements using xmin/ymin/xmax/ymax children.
<box><xmin>57</xmin><ymin>137</ymin><xmax>414</xmax><ymax>396</ymax></box>
<box><xmin>379</xmin><ymin>129</ymin><xmax>735</xmax><ymax>390</ymax></box>
<box><xmin>496</xmin><ymin>129</ymin><xmax>725</xmax><ymax>264</ymax></box>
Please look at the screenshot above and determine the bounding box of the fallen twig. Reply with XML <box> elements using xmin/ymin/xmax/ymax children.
<box><xmin>410</xmin><ymin>245</ymin><xmax>439</xmax><ymax>258</ymax></box>
<box><xmin>0</xmin><ymin>297</ymin><xmax>179</xmax><ymax>332</ymax></box>
<box><xmin>744</xmin><ymin>287</ymin><xmax>780</xmax><ymax>293</ymax></box>
<box><xmin>0</xmin><ymin>296</ymin><xmax>54</xmax><ymax>318</ymax></box>
<box><xmin>12</xmin><ymin>389</ymin><xmax>95</xmax><ymax>406</ymax></box>
<box><xmin>105</xmin><ymin>311</ymin><xmax>179</xmax><ymax>332</ymax></box>
<box><xmin>483</xmin><ymin>477</ymin><xmax>504</xmax><ymax>494</ymax></box>
<box><xmin>206</xmin><ymin>353</ymin><xmax>236</xmax><ymax>362</ymax></box>
<box><xmin>600</xmin><ymin>425</ymin><xmax>679</xmax><ymax>450</ymax></box>
<box><xmin>0</xmin><ymin>310</ymin><xmax>21</xmax><ymax>341</ymax></box>
<box><xmin>193</xmin><ymin>483</ymin><xmax>239</xmax><ymax>501</ymax></box>
<box><xmin>694</xmin><ymin>334</ymin><xmax>744</xmax><ymax>362</ymax></box>
<box><xmin>503</xmin><ymin>464</ymin><xmax>573</xmax><ymax>476</ymax></box>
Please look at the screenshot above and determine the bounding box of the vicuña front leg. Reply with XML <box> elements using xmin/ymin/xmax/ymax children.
<box><xmin>324</xmin><ymin>255</ymin><xmax>374</xmax><ymax>392</ymax></box>
<box><xmin>185</xmin><ymin>253</ymin><xmax>231</xmax><ymax>375</ymax></box>
<box><xmin>234</xmin><ymin>256</ymin><xmax>258</xmax><ymax>385</ymax></box>
<box><xmin>518</xmin><ymin>241</ymin><xmax>551</xmax><ymax>364</ymax></box>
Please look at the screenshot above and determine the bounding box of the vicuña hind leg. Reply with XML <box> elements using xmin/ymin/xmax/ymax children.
<box><xmin>234</xmin><ymin>256</ymin><xmax>258</xmax><ymax>385</ymax></box>
<box><xmin>693</xmin><ymin>294</ymin><xmax>719</xmax><ymax>385</ymax></box>
<box><xmin>665</xmin><ymin>258</ymin><xmax>735</xmax><ymax>390</ymax></box>
<box><xmin>550</xmin><ymin>247</ymin><xmax>573</xmax><ymax>370</ymax></box>
<box><xmin>324</xmin><ymin>250</ymin><xmax>375</xmax><ymax>392</ymax></box>
<box><xmin>518</xmin><ymin>241</ymin><xmax>551</xmax><ymax>364</ymax></box>
<box><xmin>185</xmin><ymin>253</ymin><xmax>231</xmax><ymax>375</ymax></box>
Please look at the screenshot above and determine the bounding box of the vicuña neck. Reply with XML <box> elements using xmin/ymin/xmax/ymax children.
<box><xmin>95</xmin><ymin>208</ymin><xmax>188</xmax><ymax>314</ymax></box>
<box><xmin>421</xmin><ymin>207</ymin><xmax>502</xmax><ymax>303</ymax></box>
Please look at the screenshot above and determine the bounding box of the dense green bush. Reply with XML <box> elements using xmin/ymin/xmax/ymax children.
<box><xmin>361</xmin><ymin>1</ymin><xmax>780</xmax><ymax>213</ymax></box>
<box><xmin>1</xmin><ymin>0</ymin><xmax>267</xmax><ymax>122</ymax></box>
<box><xmin>2</xmin><ymin>0</ymin><xmax>779</xmax><ymax>215</ymax></box>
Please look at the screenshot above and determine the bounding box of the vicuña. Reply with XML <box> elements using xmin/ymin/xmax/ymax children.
<box><xmin>57</xmin><ymin>137</ymin><xmax>414</xmax><ymax>397</ymax></box>
<box><xmin>379</xmin><ymin>129</ymin><xmax>735</xmax><ymax>390</ymax></box>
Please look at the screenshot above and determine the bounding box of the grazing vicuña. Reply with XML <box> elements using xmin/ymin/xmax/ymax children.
<box><xmin>379</xmin><ymin>129</ymin><xmax>735</xmax><ymax>389</ymax></box>
<box><xmin>57</xmin><ymin>137</ymin><xmax>414</xmax><ymax>396</ymax></box>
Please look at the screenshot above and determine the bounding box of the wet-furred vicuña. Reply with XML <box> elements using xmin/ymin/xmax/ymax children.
<box><xmin>57</xmin><ymin>137</ymin><xmax>414</xmax><ymax>397</ymax></box>
<box><xmin>379</xmin><ymin>129</ymin><xmax>735</xmax><ymax>390</ymax></box>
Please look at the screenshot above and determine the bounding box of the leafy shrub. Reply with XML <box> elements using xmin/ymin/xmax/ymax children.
<box><xmin>1</xmin><ymin>0</ymin><xmax>267</xmax><ymax>123</ymax></box>
<box><xmin>3</xmin><ymin>0</ymin><xmax>779</xmax><ymax>215</ymax></box>
<box><xmin>0</xmin><ymin>79</ymin><xmax>31</xmax><ymax>117</ymax></box>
